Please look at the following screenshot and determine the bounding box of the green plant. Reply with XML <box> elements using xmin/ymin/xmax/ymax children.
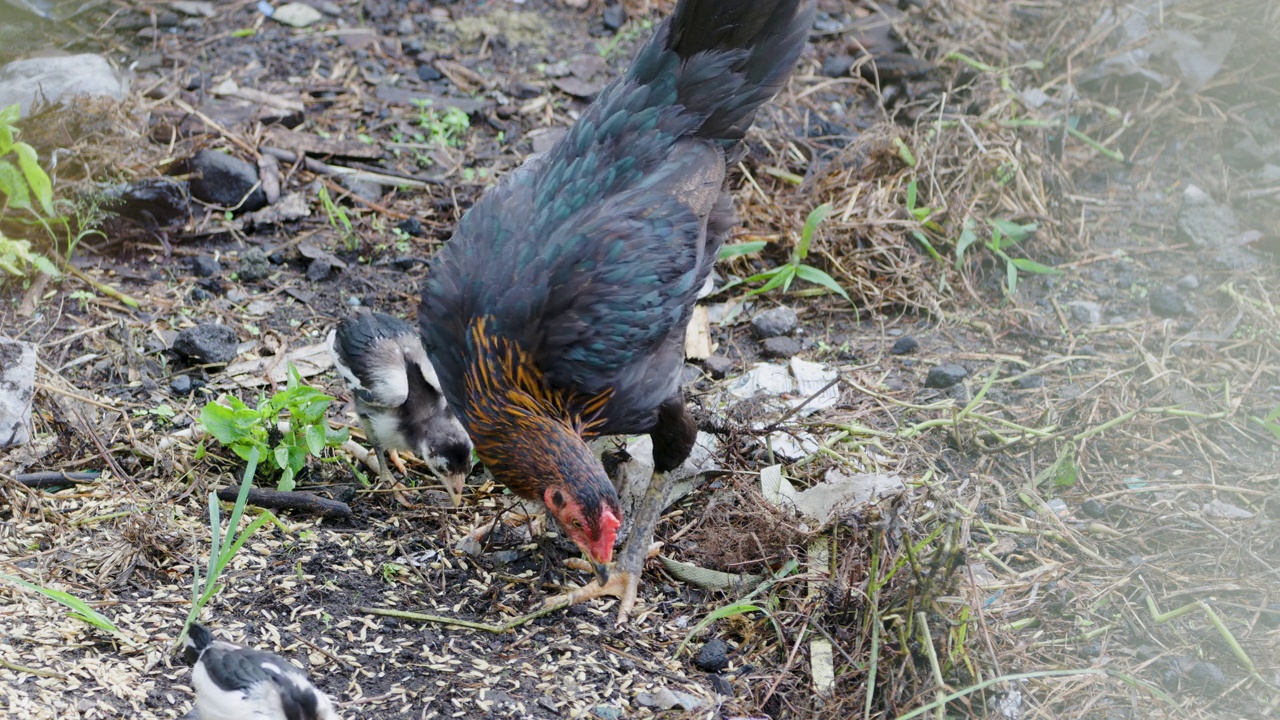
<box><xmin>956</xmin><ymin>217</ymin><xmax>1060</xmax><ymax>294</ymax></box>
<box><xmin>317</xmin><ymin>184</ymin><xmax>357</xmax><ymax>250</ymax></box>
<box><xmin>904</xmin><ymin>179</ymin><xmax>944</xmax><ymax>261</ymax></box>
<box><xmin>0</xmin><ymin>235</ymin><xmax>58</xmax><ymax>277</ymax></box>
<box><xmin>1252</xmin><ymin>405</ymin><xmax>1280</xmax><ymax>443</ymax></box>
<box><xmin>412</xmin><ymin>100</ymin><xmax>469</xmax><ymax>148</ymax></box>
<box><xmin>719</xmin><ymin>203</ymin><xmax>851</xmax><ymax>301</ymax></box>
<box><xmin>180</xmin><ymin>446</ymin><xmax>287</xmax><ymax>642</ymax></box>
<box><xmin>0</xmin><ymin>103</ymin><xmax>61</xmax><ymax>278</ymax></box>
<box><xmin>198</xmin><ymin>364</ymin><xmax>349</xmax><ymax>491</ymax></box>
<box><xmin>0</xmin><ymin>572</ymin><xmax>131</xmax><ymax>644</ymax></box>
<box><xmin>596</xmin><ymin>18</ymin><xmax>654</xmax><ymax>59</ymax></box>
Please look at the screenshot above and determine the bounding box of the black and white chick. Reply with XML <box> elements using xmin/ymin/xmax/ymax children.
<box><xmin>328</xmin><ymin>309</ymin><xmax>474</xmax><ymax>505</ymax></box>
<box><xmin>182</xmin><ymin>622</ymin><xmax>339</xmax><ymax>720</ymax></box>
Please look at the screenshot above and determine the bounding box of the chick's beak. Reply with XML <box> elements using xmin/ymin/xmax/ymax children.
<box><xmin>442</xmin><ymin>472</ymin><xmax>467</xmax><ymax>507</ymax></box>
<box><xmin>592</xmin><ymin>561</ymin><xmax>610</xmax><ymax>586</ymax></box>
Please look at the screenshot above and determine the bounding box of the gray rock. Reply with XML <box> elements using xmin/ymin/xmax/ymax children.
<box><xmin>0</xmin><ymin>54</ymin><xmax>126</xmax><ymax>116</ymax></box>
<box><xmin>187</xmin><ymin>150</ymin><xmax>268</xmax><ymax>212</ymax></box>
<box><xmin>822</xmin><ymin>54</ymin><xmax>855</xmax><ymax>77</ymax></box>
<box><xmin>1013</xmin><ymin>375</ymin><xmax>1044</xmax><ymax>390</ymax></box>
<box><xmin>1149</xmin><ymin>285</ymin><xmax>1190</xmax><ymax>317</ymax></box>
<box><xmin>601</xmin><ymin>4</ymin><xmax>624</xmax><ymax>32</ymax></box>
<box><xmin>891</xmin><ymin>336</ymin><xmax>919</xmax><ymax>355</ymax></box>
<box><xmin>707</xmin><ymin>674</ymin><xmax>733</xmax><ymax>697</ymax></box>
<box><xmin>172</xmin><ymin>323</ymin><xmax>238</xmax><ymax>364</ymax></box>
<box><xmin>1080</xmin><ymin>499</ymin><xmax>1107</xmax><ymax>518</ymax></box>
<box><xmin>1177</xmin><ymin>184</ymin><xmax>1241</xmax><ymax>248</ymax></box>
<box><xmin>694</xmin><ymin>638</ymin><xmax>729</xmax><ymax>672</ymax></box>
<box><xmin>416</xmin><ymin>64</ymin><xmax>442</xmax><ymax>82</ymax></box>
<box><xmin>169</xmin><ymin>375</ymin><xmax>193</xmax><ymax>394</ymax></box>
<box><xmin>306</xmin><ymin>258</ymin><xmax>332</xmax><ymax>282</ymax></box>
<box><xmin>750</xmin><ymin>306</ymin><xmax>798</xmax><ymax>338</ymax></box>
<box><xmin>702</xmin><ymin>355</ymin><xmax>733</xmax><ymax>379</ymax></box>
<box><xmin>238</xmin><ymin>249</ymin><xmax>274</xmax><ymax>283</ymax></box>
<box><xmin>761</xmin><ymin>336</ymin><xmax>801</xmax><ymax>358</ymax></box>
<box><xmin>101</xmin><ymin>178</ymin><xmax>191</xmax><ymax>229</ymax></box>
<box><xmin>189</xmin><ymin>256</ymin><xmax>220</xmax><ymax>278</ymax></box>
<box><xmin>1211</xmin><ymin>246</ymin><xmax>1264</xmax><ymax>271</ymax></box>
<box><xmin>1224</xmin><ymin>137</ymin><xmax>1265</xmax><ymax>171</ymax></box>
<box><xmin>0</xmin><ymin>338</ymin><xmax>37</xmax><ymax>448</ymax></box>
<box><xmin>1065</xmin><ymin>300</ymin><xmax>1102</xmax><ymax>325</ymax></box>
<box><xmin>593</xmin><ymin>706</ymin><xmax>622</xmax><ymax>720</ymax></box>
<box><xmin>1176</xmin><ymin>274</ymin><xmax>1199</xmax><ymax>290</ymax></box>
<box><xmin>925</xmin><ymin>364</ymin><xmax>967</xmax><ymax>389</ymax></box>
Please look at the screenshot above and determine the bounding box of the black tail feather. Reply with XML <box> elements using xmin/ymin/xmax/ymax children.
<box><xmin>667</xmin><ymin>0</ymin><xmax>815</xmax><ymax>143</ymax></box>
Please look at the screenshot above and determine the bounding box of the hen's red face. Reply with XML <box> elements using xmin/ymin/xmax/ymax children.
<box><xmin>544</xmin><ymin>485</ymin><xmax>621</xmax><ymax>578</ymax></box>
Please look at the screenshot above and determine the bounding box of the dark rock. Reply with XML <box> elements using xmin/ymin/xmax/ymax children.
<box><xmin>172</xmin><ymin>323</ymin><xmax>238</xmax><ymax>364</ymax></box>
<box><xmin>925</xmin><ymin>364</ymin><xmax>967</xmax><ymax>389</ymax></box>
<box><xmin>101</xmin><ymin>177</ymin><xmax>191</xmax><ymax>228</ymax></box>
<box><xmin>416</xmin><ymin>63</ymin><xmax>442</xmax><ymax>82</ymax></box>
<box><xmin>397</xmin><ymin>217</ymin><xmax>423</xmax><ymax>237</ymax></box>
<box><xmin>602</xmin><ymin>4</ymin><xmax>625</xmax><ymax>32</ymax></box>
<box><xmin>1065</xmin><ymin>300</ymin><xmax>1102</xmax><ymax>325</ymax></box>
<box><xmin>189</xmin><ymin>287</ymin><xmax>214</xmax><ymax>302</ymax></box>
<box><xmin>1013</xmin><ymin>375</ymin><xmax>1044</xmax><ymax>389</ymax></box>
<box><xmin>1149</xmin><ymin>285</ymin><xmax>1190</xmax><ymax>317</ymax></box>
<box><xmin>1186</xmin><ymin>661</ymin><xmax>1227</xmax><ymax>694</ymax></box>
<box><xmin>822</xmin><ymin>54</ymin><xmax>855</xmax><ymax>78</ymax></box>
<box><xmin>1080</xmin><ymin>499</ymin><xmax>1107</xmax><ymax>518</ymax></box>
<box><xmin>707</xmin><ymin>674</ymin><xmax>733</xmax><ymax>697</ymax></box>
<box><xmin>750</xmin><ymin>306</ymin><xmax>798</xmax><ymax>338</ymax></box>
<box><xmin>306</xmin><ymin>258</ymin><xmax>332</xmax><ymax>282</ymax></box>
<box><xmin>891</xmin><ymin>336</ymin><xmax>919</xmax><ymax>355</ymax></box>
<box><xmin>169</xmin><ymin>375</ymin><xmax>192</xmax><ymax>394</ymax></box>
<box><xmin>695</xmin><ymin>638</ymin><xmax>729</xmax><ymax>672</ymax></box>
<box><xmin>761</xmin><ymin>336</ymin><xmax>801</xmax><ymax>358</ymax></box>
<box><xmin>184</xmin><ymin>149</ymin><xmax>268</xmax><ymax>212</ymax></box>
<box><xmin>189</xmin><ymin>255</ymin><xmax>221</xmax><ymax>278</ymax></box>
<box><xmin>391</xmin><ymin>256</ymin><xmax>428</xmax><ymax>271</ymax></box>
<box><xmin>237</xmin><ymin>248</ymin><xmax>271</xmax><ymax>282</ymax></box>
<box><xmin>1177</xmin><ymin>184</ymin><xmax>1240</xmax><ymax>248</ymax></box>
<box><xmin>509</xmin><ymin>81</ymin><xmax>542</xmax><ymax>99</ymax></box>
<box><xmin>703</xmin><ymin>355</ymin><xmax>734</xmax><ymax>379</ymax></box>
<box><xmin>1211</xmin><ymin>246</ymin><xmax>1264</xmax><ymax>271</ymax></box>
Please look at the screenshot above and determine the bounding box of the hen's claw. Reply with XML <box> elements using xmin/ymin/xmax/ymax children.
<box><xmin>549</xmin><ymin>542</ymin><xmax>663</xmax><ymax>624</ymax></box>
<box><xmin>388</xmin><ymin>449</ymin><xmax>409</xmax><ymax>475</ymax></box>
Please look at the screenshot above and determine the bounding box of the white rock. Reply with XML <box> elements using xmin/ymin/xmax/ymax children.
<box><xmin>788</xmin><ymin>357</ymin><xmax>839</xmax><ymax>414</ymax></box>
<box><xmin>788</xmin><ymin>469</ymin><xmax>906</xmax><ymax>526</ymax></box>
<box><xmin>0</xmin><ymin>338</ymin><xmax>37</xmax><ymax>448</ymax></box>
<box><xmin>271</xmin><ymin>2</ymin><xmax>323</xmax><ymax>28</ymax></box>
<box><xmin>0</xmin><ymin>54</ymin><xmax>125</xmax><ymax>116</ymax></box>
<box><xmin>727</xmin><ymin>362</ymin><xmax>793</xmax><ymax>399</ymax></box>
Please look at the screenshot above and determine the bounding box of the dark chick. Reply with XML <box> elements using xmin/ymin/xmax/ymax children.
<box><xmin>329</xmin><ymin>309</ymin><xmax>474</xmax><ymax>505</ymax></box>
<box><xmin>182</xmin><ymin>622</ymin><xmax>339</xmax><ymax>720</ymax></box>
<box><xmin>420</xmin><ymin>0</ymin><xmax>814</xmax><ymax>622</ymax></box>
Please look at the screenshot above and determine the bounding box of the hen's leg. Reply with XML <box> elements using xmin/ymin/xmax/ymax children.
<box><xmin>387</xmin><ymin>449</ymin><xmax>409</xmax><ymax>475</ymax></box>
<box><xmin>548</xmin><ymin>394</ymin><xmax>697</xmax><ymax>624</ymax></box>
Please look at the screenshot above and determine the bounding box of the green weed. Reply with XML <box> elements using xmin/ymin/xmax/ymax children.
<box><xmin>904</xmin><ymin>179</ymin><xmax>944</xmax><ymax>262</ymax></box>
<box><xmin>198</xmin><ymin>364</ymin><xmax>349</xmax><ymax>492</ymax></box>
<box><xmin>596</xmin><ymin>18</ymin><xmax>655</xmax><ymax>59</ymax></box>
<box><xmin>956</xmin><ymin>217</ymin><xmax>1060</xmax><ymax>294</ymax></box>
<box><xmin>412</xmin><ymin>100</ymin><xmax>469</xmax><ymax>148</ymax></box>
<box><xmin>720</xmin><ymin>203</ymin><xmax>851</xmax><ymax>302</ymax></box>
<box><xmin>0</xmin><ymin>103</ymin><xmax>60</xmax><ymax>278</ymax></box>
<box><xmin>1252</xmin><ymin>405</ymin><xmax>1280</xmax><ymax>443</ymax></box>
<box><xmin>317</xmin><ymin>184</ymin><xmax>357</xmax><ymax>250</ymax></box>
<box><xmin>0</xmin><ymin>572</ymin><xmax>130</xmax><ymax>644</ymax></box>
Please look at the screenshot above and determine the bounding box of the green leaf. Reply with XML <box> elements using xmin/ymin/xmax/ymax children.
<box><xmin>988</xmin><ymin>218</ymin><xmax>1037</xmax><ymax>245</ymax></box>
<box><xmin>717</xmin><ymin>241</ymin><xmax>768</xmax><ymax>260</ymax></box>
<box><xmin>1011</xmin><ymin>257</ymin><xmax>1062</xmax><ymax>275</ymax></box>
<box><xmin>29</xmin><ymin>253</ymin><xmax>59</xmax><ymax>277</ymax></box>
<box><xmin>277</xmin><ymin>467</ymin><xmax>296</xmax><ymax>492</ymax></box>
<box><xmin>13</xmin><ymin>142</ymin><xmax>53</xmax><ymax>216</ymax></box>
<box><xmin>200</xmin><ymin>403</ymin><xmax>245</xmax><ymax>445</ymax></box>
<box><xmin>1006</xmin><ymin>258</ymin><xmax>1019</xmax><ymax>294</ymax></box>
<box><xmin>0</xmin><ymin>159</ymin><xmax>32</xmax><ymax>210</ymax></box>
<box><xmin>325</xmin><ymin>426</ymin><xmax>350</xmax><ymax>445</ymax></box>
<box><xmin>906</xmin><ymin>180</ymin><xmax>918</xmax><ymax>211</ymax></box>
<box><xmin>0</xmin><ymin>572</ymin><xmax>120</xmax><ymax>635</ymax></box>
<box><xmin>745</xmin><ymin>266</ymin><xmax>794</xmax><ymax>297</ymax></box>
<box><xmin>796</xmin><ymin>202</ymin><xmax>833</xmax><ymax>261</ymax></box>
<box><xmin>273</xmin><ymin>445</ymin><xmax>290</xmax><ymax>471</ymax></box>
<box><xmin>955</xmin><ymin>219</ymin><xmax>978</xmax><ymax>268</ymax></box>
<box><xmin>793</xmin><ymin>264</ymin><xmax>851</xmax><ymax>301</ymax></box>
<box><xmin>0</xmin><ymin>103</ymin><xmax>19</xmax><ymax>127</ymax></box>
<box><xmin>304</xmin><ymin>424</ymin><xmax>325</xmax><ymax>457</ymax></box>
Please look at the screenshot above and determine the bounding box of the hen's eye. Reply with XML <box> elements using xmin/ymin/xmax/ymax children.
<box><xmin>571</xmin><ymin>520</ymin><xmax>584</xmax><ymax>530</ymax></box>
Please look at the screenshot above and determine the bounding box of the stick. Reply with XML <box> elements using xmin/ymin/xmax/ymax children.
<box><xmin>356</xmin><ymin>599</ymin><xmax>570</xmax><ymax>634</ymax></box>
<box><xmin>214</xmin><ymin>487</ymin><xmax>352</xmax><ymax>519</ymax></box>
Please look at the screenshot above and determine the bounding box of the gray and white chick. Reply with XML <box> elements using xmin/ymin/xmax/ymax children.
<box><xmin>182</xmin><ymin>622</ymin><xmax>339</xmax><ymax>720</ymax></box>
<box><xmin>328</xmin><ymin>309</ymin><xmax>474</xmax><ymax>505</ymax></box>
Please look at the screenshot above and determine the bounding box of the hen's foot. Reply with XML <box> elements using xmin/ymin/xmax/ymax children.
<box><xmin>455</xmin><ymin>512</ymin><xmax>545</xmax><ymax>556</ymax></box>
<box><xmin>549</xmin><ymin>542</ymin><xmax>662</xmax><ymax>624</ymax></box>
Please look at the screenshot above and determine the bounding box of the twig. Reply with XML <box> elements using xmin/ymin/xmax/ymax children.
<box><xmin>214</xmin><ymin>487</ymin><xmax>353</xmax><ymax>520</ymax></box>
<box><xmin>356</xmin><ymin>600</ymin><xmax>570</xmax><ymax>634</ymax></box>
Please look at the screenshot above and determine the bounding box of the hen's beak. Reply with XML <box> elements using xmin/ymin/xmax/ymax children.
<box><xmin>592</xmin><ymin>561</ymin><xmax>610</xmax><ymax>586</ymax></box>
<box><xmin>442</xmin><ymin>472</ymin><xmax>467</xmax><ymax>507</ymax></box>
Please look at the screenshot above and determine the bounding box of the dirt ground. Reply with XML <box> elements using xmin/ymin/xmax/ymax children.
<box><xmin>2</xmin><ymin>0</ymin><xmax>1278</xmax><ymax>718</ymax></box>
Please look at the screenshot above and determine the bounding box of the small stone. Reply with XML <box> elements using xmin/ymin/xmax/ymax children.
<box><xmin>822</xmin><ymin>54</ymin><xmax>855</xmax><ymax>77</ymax></box>
<box><xmin>1187</xmin><ymin>661</ymin><xmax>1227</xmax><ymax>694</ymax></box>
<box><xmin>1080</xmin><ymin>499</ymin><xmax>1107</xmax><ymax>518</ymax></box>
<box><xmin>593</xmin><ymin>706</ymin><xmax>622</xmax><ymax>720</ymax></box>
<box><xmin>694</xmin><ymin>638</ymin><xmax>729</xmax><ymax>672</ymax></box>
<box><xmin>891</xmin><ymin>336</ymin><xmax>919</xmax><ymax>355</ymax></box>
<box><xmin>602</xmin><ymin>4</ymin><xmax>625</xmax><ymax>32</ymax></box>
<box><xmin>761</xmin><ymin>336</ymin><xmax>801</xmax><ymax>358</ymax></box>
<box><xmin>169</xmin><ymin>375</ymin><xmax>193</xmax><ymax>394</ymax></box>
<box><xmin>1224</xmin><ymin>136</ymin><xmax>1265</xmax><ymax>171</ymax></box>
<box><xmin>186</xmin><ymin>149</ymin><xmax>268</xmax><ymax>212</ymax></box>
<box><xmin>397</xmin><ymin>217</ymin><xmax>423</xmax><ymax>237</ymax></box>
<box><xmin>702</xmin><ymin>355</ymin><xmax>734</xmax><ymax>379</ymax></box>
<box><xmin>1176</xmin><ymin>274</ymin><xmax>1199</xmax><ymax>290</ymax></box>
<box><xmin>237</xmin><ymin>248</ymin><xmax>271</xmax><ymax>282</ymax></box>
<box><xmin>172</xmin><ymin>323</ymin><xmax>238</xmax><ymax>364</ymax></box>
<box><xmin>417</xmin><ymin>64</ymin><xmax>442</xmax><ymax>82</ymax></box>
<box><xmin>750</xmin><ymin>306</ymin><xmax>798</xmax><ymax>338</ymax></box>
<box><xmin>272</xmin><ymin>2</ymin><xmax>324</xmax><ymax>28</ymax></box>
<box><xmin>1177</xmin><ymin>184</ymin><xmax>1241</xmax><ymax>248</ymax></box>
<box><xmin>1065</xmin><ymin>300</ymin><xmax>1102</xmax><ymax>325</ymax></box>
<box><xmin>925</xmin><ymin>364</ymin><xmax>967</xmax><ymax>389</ymax></box>
<box><xmin>708</xmin><ymin>674</ymin><xmax>733</xmax><ymax>697</ymax></box>
<box><xmin>306</xmin><ymin>258</ymin><xmax>332</xmax><ymax>282</ymax></box>
<box><xmin>1211</xmin><ymin>246</ymin><xmax>1264</xmax><ymax>271</ymax></box>
<box><xmin>189</xmin><ymin>256</ymin><xmax>221</xmax><ymax>277</ymax></box>
<box><xmin>1013</xmin><ymin>375</ymin><xmax>1044</xmax><ymax>389</ymax></box>
<box><xmin>102</xmin><ymin>178</ymin><xmax>191</xmax><ymax>229</ymax></box>
<box><xmin>1149</xmin><ymin>285</ymin><xmax>1190</xmax><ymax>317</ymax></box>
<box><xmin>0</xmin><ymin>338</ymin><xmax>37</xmax><ymax>448</ymax></box>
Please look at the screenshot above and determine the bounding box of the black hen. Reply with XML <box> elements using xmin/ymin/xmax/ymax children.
<box><xmin>420</xmin><ymin>0</ymin><xmax>814</xmax><ymax>621</ymax></box>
